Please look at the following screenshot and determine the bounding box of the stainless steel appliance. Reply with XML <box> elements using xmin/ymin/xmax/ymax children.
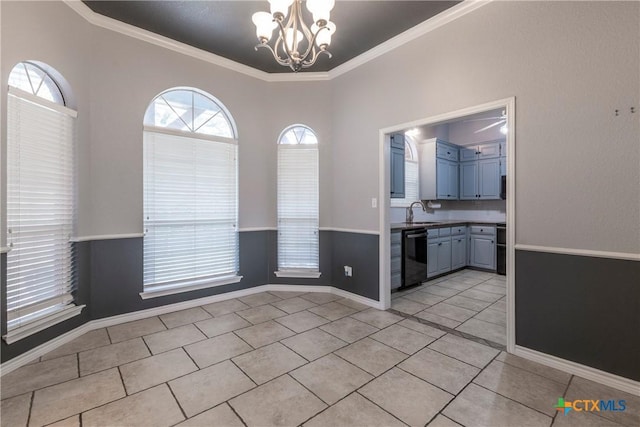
<box><xmin>496</xmin><ymin>222</ymin><xmax>506</xmax><ymax>275</ymax></box>
<box><xmin>402</xmin><ymin>228</ymin><xmax>428</xmax><ymax>287</ymax></box>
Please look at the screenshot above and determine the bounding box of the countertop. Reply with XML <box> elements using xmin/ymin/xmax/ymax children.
<box><xmin>391</xmin><ymin>220</ymin><xmax>504</xmax><ymax>231</ymax></box>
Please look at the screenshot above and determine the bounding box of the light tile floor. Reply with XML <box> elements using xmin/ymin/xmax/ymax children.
<box><xmin>392</xmin><ymin>269</ymin><xmax>508</xmax><ymax>347</ymax></box>
<box><xmin>2</xmin><ymin>281</ymin><xmax>638</xmax><ymax>427</ymax></box>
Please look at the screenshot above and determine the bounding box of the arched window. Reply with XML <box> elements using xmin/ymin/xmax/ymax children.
<box><xmin>142</xmin><ymin>88</ymin><xmax>239</xmax><ymax>297</ymax></box>
<box><xmin>390</xmin><ymin>138</ymin><xmax>419</xmax><ymax>207</ymax></box>
<box><xmin>275</xmin><ymin>125</ymin><xmax>320</xmax><ymax>277</ymax></box>
<box><xmin>5</xmin><ymin>62</ymin><xmax>80</xmax><ymax>341</ymax></box>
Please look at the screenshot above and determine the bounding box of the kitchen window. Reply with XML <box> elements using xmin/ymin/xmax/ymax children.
<box><xmin>275</xmin><ymin>125</ymin><xmax>320</xmax><ymax>278</ymax></box>
<box><xmin>390</xmin><ymin>139</ymin><xmax>419</xmax><ymax>207</ymax></box>
<box><xmin>141</xmin><ymin>88</ymin><xmax>240</xmax><ymax>298</ymax></box>
<box><xmin>4</xmin><ymin>62</ymin><xmax>83</xmax><ymax>343</ymax></box>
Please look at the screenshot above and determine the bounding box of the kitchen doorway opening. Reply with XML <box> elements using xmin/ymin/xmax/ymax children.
<box><xmin>378</xmin><ymin>97</ymin><xmax>516</xmax><ymax>353</ymax></box>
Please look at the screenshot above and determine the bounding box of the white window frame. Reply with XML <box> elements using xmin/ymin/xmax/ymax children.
<box><xmin>4</xmin><ymin>62</ymin><xmax>84</xmax><ymax>344</ymax></box>
<box><xmin>140</xmin><ymin>88</ymin><xmax>241</xmax><ymax>299</ymax></box>
<box><xmin>275</xmin><ymin>125</ymin><xmax>321</xmax><ymax>279</ymax></box>
<box><xmin>390</xmin><ymin>138</ymin><xmax>420</xmax><ymax>207</ymax></box>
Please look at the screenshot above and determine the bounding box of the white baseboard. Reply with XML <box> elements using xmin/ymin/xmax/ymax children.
<box><xmin>0</xmin><ymin>283</ymin><xmax>379</xmax><ymax>376</ymax></box>
<box><xmin>514</xmin><ymin>345</ymin><xmax>640</xmax><ymax>396</ymax></box>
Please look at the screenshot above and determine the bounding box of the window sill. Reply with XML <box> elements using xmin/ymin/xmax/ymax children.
<box><xmin>3</xmin><ymin>304</ymin><xmax>86</xmax><ymax>344</ymax></box>
<box><xmin>140</xmin><ymin>275</ymin><xmax>243</xmax><ymax>300</ymax></box>
<box><xmin>274</xmin><ymin>270</ymin><xmax>322</xmax><ymax>279</ymax></box>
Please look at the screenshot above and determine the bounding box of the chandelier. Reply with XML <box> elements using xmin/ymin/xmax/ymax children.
<box><xmin>252</xmin><ymin>0</ymin><xmax>336</xmax><ymax>72</ymax></box>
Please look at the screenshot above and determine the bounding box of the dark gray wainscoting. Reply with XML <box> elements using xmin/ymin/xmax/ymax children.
<box><xmin>1</xmin><ymin>229</ymin><xmax>381</xmax><ymax>363</ymax></box>
<box><xmin>516</xmin><ymin>249</ymin><xmax>640</xmax><ymax>381</ymax></box>
<box><xmin>330</xmin><ymin>231</ymin><xmax>379</xmax><ymax>301</ymax></box>
<box><xmin>267</xmin><ymin>230</ymin><xmax>380</xmax><ymax>301</ymax></box>
<box><xmin>91</xmin><ymin>232</ymin><xmax>272</xmax><ymax>319</ymax></box>
<box><xmin>1</xmin><ymin>242</ymin><xmax>92</xmax><ymax>363</ymax></box>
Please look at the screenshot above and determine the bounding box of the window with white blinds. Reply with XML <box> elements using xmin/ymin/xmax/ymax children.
<box><xmin>6</xmin><ymin>62</ymin><xmax>80</xmax><ymax>339</ymax></box>
<box><xmin>390</xmin><ymin>139</ymin><xmax>420</xmax><ymax>207</ymax></box>
<box><xmin>277</xmin><ymin>126</ymin><xmax>319</xmax><ymax>275</ymax></box>
<box><xmin>142</xmin><ymin>88</ymin><xmax>239</xmax><ymax>296</ymax></box>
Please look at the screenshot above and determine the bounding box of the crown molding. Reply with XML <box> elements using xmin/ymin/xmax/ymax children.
<box><xmin>62</xmin><ymin>0</ymin><xmax>490</xmax><ymax>83</ymax></box>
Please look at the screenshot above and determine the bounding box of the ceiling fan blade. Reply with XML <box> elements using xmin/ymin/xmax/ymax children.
<box><xmin>464</xmin><ymin>117</ymin><xmax>504</xmax><ymax>122</ymax></box>
<box><xmin>474</xmin><ymin>119</ymin><xmax>506</xmax><ymax>133</ymax></box>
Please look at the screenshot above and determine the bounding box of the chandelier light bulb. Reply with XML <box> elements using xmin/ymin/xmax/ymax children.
<box><xmin>268</xmin><ymin>0</ymin><xmax>294</xmax><ymax>19</ymax></box>
<box><xmin>252</xmin><ymin>12</ymin><xmax>277</xmax><ymax>42</ymax></box>
<box><xmin>312</xmin><ymin>21</ymin><xmax>336</xmax><ymax>47</ymax></box>
<box><xmin>307</xmin><ymin>0</ymin><xmax>335</xmax><ymax>24</ymax></box>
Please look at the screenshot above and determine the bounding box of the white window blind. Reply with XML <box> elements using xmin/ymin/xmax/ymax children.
<box><xmin>6</xmin><ymin>88</ymin><xmax>77</xmax><ymax>333</ymax></box>
<box><xmin>277</xmin><ymin>127</ymin><xmax>319</xmax><ymax>272</ymax></box>
<box><xmin>143</xmin><ymin>130</ymin><xmax>239</xmax><ymax>293</ymax></box>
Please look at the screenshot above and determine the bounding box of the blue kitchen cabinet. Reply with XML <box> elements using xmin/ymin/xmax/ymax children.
<box><xmin>478</xmin><ymin>158</ymin><xmax>501</xmax><ymax>199</ymax></box>
<box><xmin>436</xmin><ymin>159</ymin><xmax>458</xmax><ymax>200</ymax></box>
<box><xmin>459</xmin><ymin>158</ymin><xmax>500</xmax><ymax>200</ymax></box>
<box><xmin>469</xmin><ymin>225</ymin><xmax>496</xmax><ymax>270</ymax></box>
<box><xmin>451</xmin><ymin>228</ymin><xmax>467</xmax><ymax>270</ymax></box>
<box><xmin>390</xmin><ymin>133</ymin><xmax>405</xmax><ymax>198</ymax></box>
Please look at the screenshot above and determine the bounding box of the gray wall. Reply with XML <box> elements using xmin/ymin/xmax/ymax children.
<box><xmin>330</xmin><ymin>1</ymin><xmax>640</xmax><ymax>253</ymax></box>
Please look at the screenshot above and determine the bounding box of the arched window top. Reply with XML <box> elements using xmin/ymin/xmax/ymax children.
<box><xmin>278</xmin><ymin>125</ymin><xmax>318</xmax><ymax>145</ymax></box>
<box><xmin>144</xmin><ymin>87</ymin><xmax>237</xmax><ymax>139</ymax></box>
<box><xmin>8</xmin><ymin>62</ymin><xmax>65</xmax><ymax>105</ymax></box>
<box><xmin>405</xmin><ymin>139</ymin><xmax>417</xmax><ymax>161</ymax></box>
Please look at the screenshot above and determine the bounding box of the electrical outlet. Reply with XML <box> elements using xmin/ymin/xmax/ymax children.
<box><xmin>344</xmin><ymin>265</ymin><xmax>353</xmax><ymax>277</ymax></box>
<box><xmin>371</xmin><ymin>198</ymin><xmax>377</xmax><ymax>208</ymax></box>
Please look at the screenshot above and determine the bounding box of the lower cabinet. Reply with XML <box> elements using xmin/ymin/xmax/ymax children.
<box><xmin>451</xmin><ymin>234</ymin><xmax>467</xmax><ymax>270</ymax></box>
<box><xmin>427</xmin><ymin>234</ymin><xmax>452</xmax><ymax>278</ymax></box>
<box><xmin>468</xmin><ymin>225</ymin><xmax>496</xmax><ymax>270</ymax></box>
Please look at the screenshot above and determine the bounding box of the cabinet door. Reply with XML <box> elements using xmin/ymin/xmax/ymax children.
<box><xmin>427</xmin><ymin>240</ymin><xmax>439</xmax><ymax>278</ymax></box>
<box><xmin>437</xmin><ymin>238</ymin><xmax>452</xmax><ymax>275</ymax></box>
<box><xmin>478</xmin><ymin>158</ymin><xmax>500</xmax><ymax>199</ymax></box>
<box><xmin>478</xmin><ymin>142</ymin><xmax>500</xmax><ymax>159</ymax></box>
<box><xmin>451</xmin><ymin>236</ymin><xmax>466</xmax><ymax>270</ymax></box>
<box><xmin>459</xmin><ymin>146</ymin><xmax>478</xmax><ymax>162</ymax></box>
<box><xmin>500</xmin><ymin>157</ymin><xmax>506</xmax><ymax>176</ymax></box>
<box><xmin>390</xmin><ymin>136</ymin><xmax>405</xmax><ymax>198</ymax></box>
<box><xmin>447</xmin><ymin>161</ymin><xmax>459</xmax><ymax>199</ymax></box>
<box><xmin>470</xmin><ymin>235</ymin><xmax>496</xmax><ymax>270</ymax></box>
<box><xmin>436</xmin><ymin>158</ymin><xmax>450</xmax><ymax>199</ymax></box>
<box><xmin>459</xmin><ymin>161</ymin><xmax>478</xmax><ymax>199</ymax></box>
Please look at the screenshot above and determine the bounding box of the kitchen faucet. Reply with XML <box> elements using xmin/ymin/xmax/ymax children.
<box><xmin>406</xmin><ymin>200</ymin><xmax>427</xmax><ymax>223</ymax></box>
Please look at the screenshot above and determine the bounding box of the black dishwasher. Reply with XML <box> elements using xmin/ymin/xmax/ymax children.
<box><xmin>402</xmin><ymin>228</ymin><xmax>428</xmax><ymax>287</ymax></box>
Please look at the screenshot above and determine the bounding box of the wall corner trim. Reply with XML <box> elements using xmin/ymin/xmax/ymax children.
<box><xmin>513</xmin><ymin>345</ymin><xmax>640</xmax><ymax>397</ymax></box>
<box><xmin>0</xmin><ymin>283</ymin><xmax>382</xmax><ymax>376</ymax></box>
<box><xmin>62</xmin><ymin>0</ymin><xmax>489</xmax><ymax>83</ymax></box>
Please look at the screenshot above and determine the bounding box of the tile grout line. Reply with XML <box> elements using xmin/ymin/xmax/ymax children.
<box><xmin>551</xmin><ymin>374</ymin><xmax>574</xmax><ymax>425</ymax></box>
<box><xmin>25</xmin><ymin>391</ymin><xmax>35</xmax><ymax>427</ymax></box>
<box><xmin>472</xmin><ymin>381</ymin><xmax>556</xmax><ymax>421</ymax></box>
<box><xmin>165</xmin><ymin>380</ymin><xmax>189</xmax><ymax>421</ymax></box>
<box><xmin>227</xmin><ymin>401</ymin><xmax>249</xmax><ymax>427</ymax></box>
<box><xmin>429</xmin><ymin>347</ymin><xmax>505</xmax><ymax>425</ymax></box>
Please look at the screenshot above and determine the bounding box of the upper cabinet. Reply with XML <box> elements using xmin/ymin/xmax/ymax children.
<box><xmin>460</xmin><ymin>141</ymin><xmax>500</xmax><ymax>162</ymax></box>
<box><xmin>390</xmin><ymin>133</ymin><xmax>405</xmax><ymax>199</ymax></box>
<box><xmin>419</xmin><ymin>138</ymin><xmax>459</xmax><ymax>200</ymax></box>
<box><xmin>459</xmin><ymin>140</ymin><xmax>502</xmax><ymax>200</ymax></box>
